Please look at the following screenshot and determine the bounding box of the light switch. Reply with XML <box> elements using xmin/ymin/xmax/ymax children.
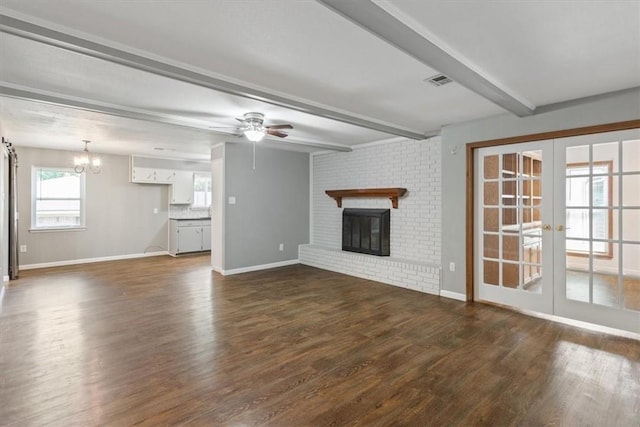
<box><xmin>228</xmin><ymin>196</ymin><xmax>236</xmax><ymax>205</ymax></box>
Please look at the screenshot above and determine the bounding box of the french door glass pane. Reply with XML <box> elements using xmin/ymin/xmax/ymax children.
<box><xmin>622</xmin><ymin>139</ymin><xmax>640</xmax><ymax>172</ymax></box>
<box><xmin>623</xmin><ymin>243</ymin><xmax>640</xmax><ymax>311</ymax></box>
<box><xmin>484</xmin><ymin>155</ymin><xmax>499</xmax><ymax>179</ymax></box>
<box><xmin>481</xmin><ymin>150</ymin><xmax>543</xmax><ymax>291</ymax></box>
<box><xmin>622</xmin><ymin>210</ymin><xmax>640</xmax><ymax>241</ymax></box>
<box><xmin>593</xmin><ymin>243</ymin><xmax>619</xmax><ymax>308</ymax></box>
<box><xmin>593</xmin><ymin>141</ymin><xmax>618</xmax><ymax>173</ymax></box>
<box><xmin>622</xmin><ymin>175</ymin><xmax>640</xmax><ymax>207</ymax></box>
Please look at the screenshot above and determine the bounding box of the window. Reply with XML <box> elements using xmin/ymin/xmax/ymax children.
<box><xmin>192</xmin><ymin>172</ymin><xmax>211</xmax><ymax>208</ymax></box>
<box><xmin>566</xmin><ymin>162</ymin><xmax>612</xmax><ymax>258</ymax></box>
<box><xmin>32</xmin><ymin>167</ymin><xmax>85</xmax><ymax>230</ymax></box>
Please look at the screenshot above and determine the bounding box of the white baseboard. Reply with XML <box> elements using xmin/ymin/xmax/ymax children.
<box><xmin>439</xmin><ymin>290</ymin><xmax>467</xmax><ymax>301</ymax></box>
<box><xmin>20</xmin><ymin>251</ymin><xmax>169</xmax><ymax>270</ymax></box>
<box><xmin>0</xmin><ymin>284</ymin><xmax>5</xmax><ymax>310</ymax></box>
<box><xmin>221</xmin><ymin>259</ymin><xmax>299</xmax><ymax>276</ymax></box>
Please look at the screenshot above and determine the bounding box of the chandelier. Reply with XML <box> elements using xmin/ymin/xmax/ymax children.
<box><xmin>74</xmin><ymin>140</ymin><xmax>101</xmax><ymax>174</ymax></box>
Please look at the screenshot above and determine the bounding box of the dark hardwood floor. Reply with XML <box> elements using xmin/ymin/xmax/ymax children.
<box><xmin>1</xmin><ymin>254</ymin><xmax>638</xmax><ymax>426</ymax></box>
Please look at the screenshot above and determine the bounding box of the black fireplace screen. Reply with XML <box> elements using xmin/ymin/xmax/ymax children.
<box><xmin>342</xmin><ymin>208</ymin><xmax>390</xmax><ymax>256</ymax></box>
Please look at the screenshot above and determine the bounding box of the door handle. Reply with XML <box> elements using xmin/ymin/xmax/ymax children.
<box><xmin>556</xmin><ymin>225</ymin><xmax>571</xmax><ymax>231</ymax></box>
<box><xmin>542</xmin><ymin>224</ymin><xmax>552</xmax><ymax>231</ymax></box>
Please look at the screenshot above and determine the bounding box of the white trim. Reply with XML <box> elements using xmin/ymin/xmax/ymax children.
<box><xmin>29</xmin><ymin>226</ymin><xmax>87</xmax><ymax>233</ymax></box>
<box><xmin>0</xmin><ymin>284</ymin><xmax>5</xmax><ymax>312</ymax></box>
<box><xmin>439</xmin><ymin>290</ymin><xmax>466</xmax><ymax>301</ymax></box>
<box><xmin>309</xmin><ymin>154</ymin><xmax>314</xmax><ymax>245</ymax></box>
<box><xmin>20</xmin><ymin>251</ymin><xmax>169</xmax><ymax>270</ymax></box>
<box><xmin>221</xmin><ymin>259</ymin><xmax>299</xmax><ymax>276</ymax></box>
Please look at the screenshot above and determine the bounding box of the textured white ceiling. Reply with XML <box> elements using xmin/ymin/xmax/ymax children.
<box><xmin>0</xmin><ymin>0</ymin><xmax>638</xmax><ymax>159</ymax></box>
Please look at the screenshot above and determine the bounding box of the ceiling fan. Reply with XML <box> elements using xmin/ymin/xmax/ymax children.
<box><xmin>228</xmin><ymin>112</ymin><xmax>293</xmax><ymax>142</ymax></box>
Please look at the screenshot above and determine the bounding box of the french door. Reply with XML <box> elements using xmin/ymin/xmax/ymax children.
<box><xmin>553</xmin><ymin>130</ymin><xmax>640</xmax><ymax>332</ymax></box>
<box><xmin>475</xmin><ymin>129</ymin><xmax>640</xmax><ymax>334</ymax></box>
<box><xmin>475</xmin><ymin>141</ymin><xmax>554</xmax><ymax>315</ymax></box>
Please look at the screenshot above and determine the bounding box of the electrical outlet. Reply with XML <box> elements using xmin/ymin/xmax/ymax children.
<box><xmin>20</xmin><ymin>245</ymin><xmax>27</xmax><ymax>253</ymax></box>
<box><xmin>279</xmin><ymin>243</ymin><xmax>284</xmax><ymax>251</ymax></box>
<box><xmin>449</xmin><ymin>262</ymin><xmax>455</xmax><ymax>272</ymax></box>
<box><xmin>153</xmin><ymin>208</ymin><xmax>159</xmax><ymax>214</ymax></box>
<box><xmin>228</xmin><ymin>196</ymin><xmax>236</xmax><ymax>205</ymax></box>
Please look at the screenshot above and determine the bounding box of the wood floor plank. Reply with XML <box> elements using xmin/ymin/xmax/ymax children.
<box><xmin>1</xmin><ymin>254</ymin><xmax>638</xmax><ymax>426</ymax></box>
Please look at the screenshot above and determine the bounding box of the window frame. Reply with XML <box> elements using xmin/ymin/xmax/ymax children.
<box><xmin>566</xmin><ymin>160</ymin><xmax>613</xmax><ymax>259</ymax></box>
<box><xmin>31</xmin><ymin>166</ymin><xmax>86</xmax><ymax>232</ymax></box>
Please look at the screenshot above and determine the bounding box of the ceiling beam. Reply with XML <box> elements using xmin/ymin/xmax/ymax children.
<box><xmin>317</xmin><ymin>0</ymin><xmax>535</xmax><ymax>117</ymax></box>
<box><xmin>0</xmin><ymin>83</ymin><xmax>353</xmax><ymax>152</ymax></box>
<box><xmin>0</xmin><ymin>13</ymin><xmax>425</xmax><ymax>141</ymax></box>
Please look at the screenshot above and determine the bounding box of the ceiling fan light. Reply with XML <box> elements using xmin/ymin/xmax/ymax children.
<box><xmin>244</xmin><ymin>129</ymin><xmax>264</xmax><ymax>142</ymax></box>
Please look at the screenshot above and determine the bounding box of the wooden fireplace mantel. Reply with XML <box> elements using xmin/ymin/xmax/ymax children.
<box><xmin>325</xmin><ymin>188</ymin><xmax>407</xmax><ymax>209</ymax></box>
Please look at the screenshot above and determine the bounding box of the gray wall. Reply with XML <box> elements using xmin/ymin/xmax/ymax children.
<box><xmin>224</xmin><ymin>142</ymin><xmax>309</xmax><ymax>270</ymax></box>
<box><xmin>17</xmin><ymin>147</ymin><xmax>169</xmax><ymax>265</ymax></box>
<box><xmin>440</xmin><ymin>89</ymin><xmax>640</xmax><ymax>294</ymax></box>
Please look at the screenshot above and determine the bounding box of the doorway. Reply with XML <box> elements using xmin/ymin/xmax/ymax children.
<box><xmin>473</xmin><ymin>127</ymin><xmax>640</xmax><ymax>333</ymax></box>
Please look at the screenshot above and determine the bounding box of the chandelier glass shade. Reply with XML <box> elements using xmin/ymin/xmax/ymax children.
<box><xmin>74</xmin><ymin>140</ymin><xmax>101</xmax><ymax>174</ymax></box>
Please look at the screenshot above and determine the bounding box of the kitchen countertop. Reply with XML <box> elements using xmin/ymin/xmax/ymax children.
<box><xmin>169</xmin><ymin>217</ymin><xmax>211</xmax><ymax>220</ymax></box>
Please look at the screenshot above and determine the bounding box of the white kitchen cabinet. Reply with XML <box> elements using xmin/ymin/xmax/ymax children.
<box><xmin>177</xmin><ymin>226</ymin><xmax>202</xmax><ymax>253</ymax></box>
<box><xmin>155</xmin><ymin>169</ymin><xmax>176</xmax><ymax>184</ymax></box>
<box><xmin>169</xmin><ymin>219</ymin><xmax>211</xmax><ymax>255</ymax></box>
<box><xmin>131</xmin><ymin>167</ymin><xmax>156</xmax><ymax>183</ymax></box>
<box><xmin>170</xmin><ymin>171</ymin><xmax>194</xmax><ymax>204</ymax></box>
<box><xmin>131</xmin><ymin>167</ymin><xmax>176</xmax><ymax>184</ymax></box>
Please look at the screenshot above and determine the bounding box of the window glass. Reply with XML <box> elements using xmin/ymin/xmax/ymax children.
<box><xmin>32</xmin><ymin>167</ymin><xmax>84</xmax><ymax>229</ymax></box>
<box><xmin>193</xmin><ymin>173</ymin><xmax>211</xmax><ymax>208</ymax></box>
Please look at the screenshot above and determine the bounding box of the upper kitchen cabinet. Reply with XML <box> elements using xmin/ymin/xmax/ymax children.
<box><xmin>170</xmin><ymin>171</ymin><xmax>194</xmax><ymax>204</ymax></box>
<box><xmin>131</xmin><ymin>166</ymin><xmax>176</xmax><ymax>184</ymax></box>
<box><xmin>130</xmin><ymin>156</ymin><xmax>210</xmax><ymax>205</ymax></box>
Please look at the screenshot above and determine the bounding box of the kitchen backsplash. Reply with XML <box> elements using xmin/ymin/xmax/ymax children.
<box><xmin>169</xmin><ymin>205</ymin><xmax>211</xmax><ymax>219</ymax></box>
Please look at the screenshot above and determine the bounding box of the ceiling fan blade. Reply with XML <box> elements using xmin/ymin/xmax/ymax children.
<box><xmin>266</xmin><ymin>124</ymin><xmax>293</xmax><ymax>130</ymax></box>
<box><xmin>266</xmin><ymin>129</ymin><xmax>289</xmax><ymax>138</ymax></box>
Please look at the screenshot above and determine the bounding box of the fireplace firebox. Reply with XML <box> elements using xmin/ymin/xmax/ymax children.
<box><xmin>342</xmin><ymin>208</ymin><xmax>390</xmax><ymax>256</ymax></box>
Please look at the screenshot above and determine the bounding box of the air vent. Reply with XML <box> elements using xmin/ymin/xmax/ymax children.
<box><xmin>425</xmin><ymin>74</ymin><xmax>453</xmax><ymax>87</ymax></box>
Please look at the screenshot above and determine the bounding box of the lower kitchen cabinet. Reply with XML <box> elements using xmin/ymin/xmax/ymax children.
<box><xmin>169</xmin><ymin>219</ymin><xmax>211</xmax><ymax>255</ymax></box>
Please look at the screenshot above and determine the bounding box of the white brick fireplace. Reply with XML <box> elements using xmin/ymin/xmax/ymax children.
<box><xmin>300</xmin><ymin>137</ymin><xmax>442</xmax><ymax>295</ymax></box>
